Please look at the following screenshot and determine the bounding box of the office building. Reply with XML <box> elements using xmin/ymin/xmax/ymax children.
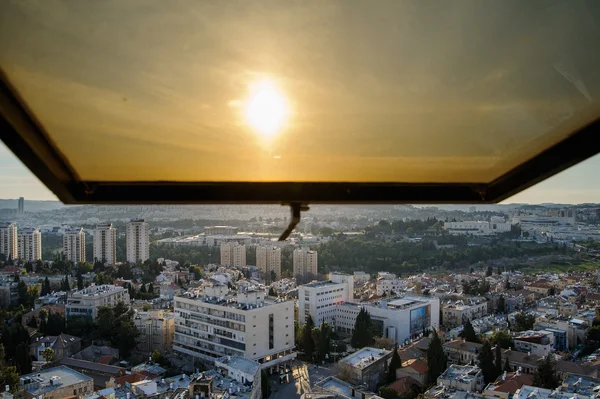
<box><xmin>93</xmin><ymin>223</ymin><xmax>117</xmax><ymax>264</ymax></box>
<box><xmin>173</xmin><ymin>284</ymin><xmax>296</xmax><ymax>373</ymax></box>
<box><xmin>256</xmin><ymin>245</ymin><xmax>281</xmax><ymax>280</ymax></box>
<box><xmin>298</xmin><ymin>273</ymin><xmax>354</xmax><ymax>326</ymax></box>
<box><xmin>336</xmin><ymin>296</ymin><xmax>440</xmax><ymax>344</ymax></box>
<box><xmin>293</xmin><ymin>247</ymin><xmax>318</xmax><ymax>279</ymax></box>
<box><xmin>19</xmin><ymin>366</ymin><xmax>94</xmax><ymax>399</ymax></box>
<box><xmin>0</xmin><ymin>222</ymin><xmax>18</xmax><ymax>260</ymax></box>
<box><xmin>63</xmin><ymin>227</ymin><xmax>85</xmax><ymax>263</ymax></box>
<box><xmin>134</xmin><ymin>310</ymin><xmax>174</xmax><ymax>353</ymax></box>
<box><xmin>126</xmin><ymin>219</ymin><xmax>149</xmax><ymax>263</ymax></box>
<box><xmin>18</xmin><ymin>197</ymin><xmax>24</xmax><ymax>215</ymax></box>
<box><xmin>66</xmin><ymin>284</ymin><xmax>130</xmax><ymax>320</ymax></box>
<box><xmin>220</xmin><ymin>242</ymin><xmax>246</xmax><ymax>267</ymax></box>
<box><xmin>18</xmin><ymin>227</ymin><xmax>42</xmax><ymax>262</ymax></box>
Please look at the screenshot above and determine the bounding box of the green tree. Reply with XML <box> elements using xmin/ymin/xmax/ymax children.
<box><xmin>15</xmin><ymin>343</ymin><xmax>32</xmax><ymax>374</ymax></box>
<box><xmin>504</xmin><ymin>357</ymin><xmax>511</xmax><ymax>372</ymax></box>
<box><xmin>514</xmin><ymin>313</ymin><xmax>536</xmax><ymax>332</ymax></box>
<box><xmin>495</xmin><ymin>344</ymin><xmax>503</xmax><ymax>378</ymax></box>
<box><xmin>497</xmin><ymin>295</ymin><xmax>506</xmax><ymax>313</ymax></box>
<box><xmin>39</xmin><ymin>308</ymin><xmax>49</xmax><ymax>334</ymax></box>
<box><xmin>41</xmin><ymin>277</ymin><xmax>51</xmax><ymax>296</ymax></box>
<box><xmin>486</xmin><ymin>266</ymin><xmax>493</xmax><ymax>277</ymax></box>
<box><xmin>77</xmin><ymin>274</ymin><xmax>84</xmax><ymax>290</ymax></box>
<box><xmin>1</xmin><ymin>366</ymin><xmax>20</xmax><ymax>392</ymax></box>
<box><xmin>387</xmin><ymin>346</ymin><xmax>402</xmax><ymax>383</ymax></box>
<box><xmin>268</xmin><ymin>286</ymin><xmax>277</xmax><ymax>296</ymax></box>
<box><xmin>41</xmin><ymin>347</ymin><xmax>55</xmax><ymax>363</ymax></box>
<box><xmin>427</xmin><ymin>329</ymin><xmax>447</xmax><ymax>385</ymax></box>
<box><xmin>459</xmin><ymin>320</ymin><xmax>479</xmax><ymax>343</ymax></box>
<box><xmin>301</xmin><ymin>325</ymin><xmax>315</xmax><ymax>359</ymax></box>
<box><xmin>478</xmin><ymin>340</ymin><xmax>497</xmax><ymax>384</ymax></box>
<box><xmin>490</xmin><ymin>330</ymin><xmax>513</xmax><ymax>349</ymax></box>
<box><xmin>318</xmin><ymin>322</ymin><xmax>332</xmax><ymax>361</ymax></box>
<box><xmin>533</xmin><ymin>353</ymin><xmax>559</xmax><ymax>389</ymax></box>
<box><xmin>351</xmin><ymin>308</ymin><xmax>374</xmax><ymax>349</ymax></box>
<box><xmin>261</xmin><ymin>370</ymin><xmax>270</xmax><ymax>399</ymax></box>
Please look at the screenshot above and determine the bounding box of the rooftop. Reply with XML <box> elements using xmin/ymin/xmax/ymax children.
<box><xmin>216</xmin><ymin>356</ymin><xmax>260</xmax><ymax>376</ymax></box>
<box><xmin>304</xmin><ymin>280</ymin><xmax>344</xmax><ymax>288</ymax></box>
<box><xmin>560</xmin><ymin>374</ymin><xmax>600</xmax><ymax>397</ymax></box>
<box><xmin>20</xmin><ymin>366</ymin><xmax>93</xmax><ymax>395</ymax></box>
<box><xmin>340</xmin><ymin>347</ymin><xmax>391</xmax><ymax>369</ymax></box>
<box><xmin>315</xmin><ymin>376</ymin><xmax>353</xmax><ymax>399</ymax></box>
<box><xmin>71</xmin><ymin>284</ymin><xmax>127</xmax><ymax>297</ymax></box>
<box><xmin>438</xmin><ymin>364</ymin><xmax>481</xmax><ymax>383</ymax></box>
<box><xmin>484</xmin><ymin>372</ymin><xmax>534</xmax><ymax>395</ymax></box>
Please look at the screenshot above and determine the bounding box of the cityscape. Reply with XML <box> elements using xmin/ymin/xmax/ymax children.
<box><xmin>0</xmin><ymin>198</ymin><xmax>599</xmax><ymax>399</ymax></box>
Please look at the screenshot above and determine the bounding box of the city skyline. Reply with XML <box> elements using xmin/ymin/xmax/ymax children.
<box><xmin>1</xmin><ymin>141</ymin><xmax>599</xmax><ymax>204</ymax></box>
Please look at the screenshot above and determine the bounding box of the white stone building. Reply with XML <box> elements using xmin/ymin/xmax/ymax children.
<box><xmin>442</xmin><ymin>298</ymin><xmax>488</xmax><ymax>328</ymax></box>
<box><xmin>293</xmin><ymin>247</ymin><xmax>318</xmax><ymax>279</ymax></box>
<box><xmin>256</xmin><ymin>246</ymin><xmax>281</xmax><ymax>280</ymax></box>
<box><xmin>444</xmin><ymin>216</ymin><xmax>511</xmax><ymax>236</ymax></box>
<box><xmin>18</xmin><ymin>227</ymin><xmax>42</xmax><ymax>262</ymax></box>
<box><xmin>134</xmin><ymin>309</ymin><xmax>174</xmax><ymax>353</ymax></box>
<box><xmin>0</xmin><ymin>222</ymin><xmax>18</xmax><ymax>260</ymax></box>
<box><xmin>298</xmin><ymin>273</ymin><xmax>354</xmax><ymax>326</ymax></box>
<box><xmin>63</xmin><ymin>227</ymin><xmax>85</xmax><ymax>263</ymax></box>
<box><xmin>220</xmin><ymin>242</ymin><xmax>246</xmax><ymax>267</ymax></box>
<box><xmin>93</xmin><ymin>223</ymin><xmax>117</xmax><ymax>264</ymax></box>
<box><xmin>173</xmin><ymin>285</ymin><xmax>296</xmax><ymax>373</ymax></box>
<box><xmin>126</xmin><ymin>219</ymin><xmax>149</xmax><ymax>263</ymax></box>
<box><xmin>65</xmin><ymin>284</ymin><xmax>130</xmax><ymax>320</ymax></box>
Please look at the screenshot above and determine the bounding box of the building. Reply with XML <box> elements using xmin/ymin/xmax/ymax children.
<box><xmin>93</xmin><ymin>223</ymin><xmax>117</xmax><ymax>264</ymax></box>
<box><xmin>293</xmin><ymin>247</ymin><xmax>318</xmax><ymax>280</ymax></box>
<box><xmin>220</xmin><ymin>242</ymin><xmax>246</xmax><ymax>267</ymax></box>
<box><xmin>66</xmin><ymin>284</ymin><xmax>130</xmax><ymax>320</ymax></box>
<box><xmin>483</xmin><ymin>371</ymin><xmax>534</xmax><ymax>399</ymax></box>
<box><xmin>337</xmin><ymin>347</ymin><xmax>392</xmax><ymax>390</ymax></box>
<box><xmin>18</xmin><ymin>197</ymin><xmax>24</xmax><ymax>215</ymax></box>
<box><xmin>376</xmin><ymin>276</ymin><xmax>407</xmax><ymax>296</ymax></box>
<box><xmin>442</xmin><ymin>299</ymin><xmax>488</xmax><ymax>328</ymax></box>
<box><xmin>0</xmin><ymin>222</ymin><xmax>18</xmax><ymax>260</ymax></box>
<box><xmin>444</xmin><ymin>340</ymin><xmax>483</xmax><ymax>365</ymax></box>
<box><xmin>444</xmin><ymin>217</ymin><xmax>511</xmax><ymax>236</ymax></box>
<box><xmin>59</xmin><ymin>358</ymin><xmax>126</xmax><ymax>389</ymax></box>
<box><xmin>256</xmin><ymin>246</ymin><xmax>281</xmax><ymax>280</ymax></box>
<box><xmin>436</xmin><ymin>365</ymin><xmax>484</xmax><ymax>393</ymax></box>
<box><xmin>500</xmin><ymin>348</ymin><xmax>541</xmax><ymax>375</ymax></box>
<box><xmin>63</xmin><ymin>227</ymin><xmax>86</xmax><ymax>263</ymax></box>
<box><xmin>126</xmin><ymin>219</ymin><xmax>149</xmax><ymax>263</ymax></box>
<box><xmin>298</xmin><ymin>274</ymin><xmax>354</xmax><ymax>326</ymax></box>
<box><xmin>19</xmin><ymin>366</ymin><xmax>94</xmax><ymax>399</ymax></box>
<box><xmin>134</xmin><ymin>310</ymin><xmax>174</xmax><ymax>353</ymax></box>
<box><xmin>336</xmin><ymin>296</ymin><xmax>440</xmax><ymax>344</ymax></box>
<box><xmin>396</xmin><ymin>359</ymin><xmax>429</xmax><ymax>387</ymax></box>
<box><xmin>0</xmin><ymin>274</ymin><xmax>19</xmax><ymax>308</ymax></box>
<box><xmin>173</xmin><ymin>284</ymin><xmax>296</xmax><ymax>374</ymax></box>
<box><xmin>205</xmin><ymin>226</ymin><xmax>238</xmax><ymax>236</ymax></box>
<box><xmin>30</xmin><ymin>333</ymin><xmax>82</xmax><ymax>361</ymax></box>
<box><xmin>513</xmin><ymin>331</ymin><xmax>554</xmax><ymax>357</ymax></box>
<box><xmin>18</xmin><ymin>227</ymin><xmax>42</xmax><ymax>262</ymax></box>
<box><xmin>215</xmin><ymin>356</ymin><xmax>260</xmax><ymax>385</ymax></box>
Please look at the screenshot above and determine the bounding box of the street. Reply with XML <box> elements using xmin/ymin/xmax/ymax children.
<box><xmin>269</xmin><ymin>361</ymin><xmax>333</xmax><ymax>399</ymax></box>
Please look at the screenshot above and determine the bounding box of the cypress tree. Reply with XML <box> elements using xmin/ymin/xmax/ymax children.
<box><xmin>478</xmin><ymin>340</ymin><xmax>497</xmax><ymax>384</ymax></box>
<box><xmin>387</xmin><ymin>346</ymin><xmax>402</xmax><ymax>383</ymax></box>
<box><xmin>533</xmin><ymin>353</ymin><xmax>559</xmax><ymax>389</ymax></box>
<box><xmin>427</xmin><ymin>329</ymin><xmax>447</xmax><ymax>385</ymax></box>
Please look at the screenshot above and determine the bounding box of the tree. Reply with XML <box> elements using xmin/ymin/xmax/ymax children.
<box><xmin>41</xmin><ymin>347</ymin><xmax>55</xmax><ymax>363</ymax></box>
<box><xmin>148</xmin><ymin>283</ymin><xmax>154</xmax><ymax>294</ymax></box>
<box><xmin>39</xmin><ymin>308</ymin><xmax>49</xmax><ymax>333</ymax></box>
<box><xmin>495</xmin><ymin>344</ymin><xmax>503</xmax><ymax>378</ymax></box>
<box><xmin>374</xmin><ymin>337</ymin><xmax>396</xmax><ymax>350</ymax></box>
<box><xmin>478</xmin><ymin>340</ymin><xmax>497</xmax><ymax>384</ymax></box>
<box><xmin>318</xmin><ymin>322</ymin><xmax>332</xmax><ymax>361</ymax></box>
<box><xmin>351</xmin><ymin>308</ymin><xmax>374</xmax><ymax>349</ymax></box>
<box><xmin>301</xmin><ymin>325</ymin><xmax>315</xmax><ymax>359</ymax></box>
<box><xmin>268</xmin><ymin>286</ymin><xmax>277</xmax><ymax>297</ymax></box>
<box><xmin>15</xmin><ymin>343</ymin><xmax>32</xmax><ymax>374</ymax></box>
<box><xmin>427</xmin><ymin>329</ymin><xmax>447</xmax><ymax>385</ymax></box>
<box><xmin>504</xmin><ymin>357</ymin><xmax>511</xmax><ymax>372</ymax></box>
<box><xmin>77</xmin><ymin>274</ymin><xmax>84</xmax><ymax>290</ymax></box>
<box><xmin>504</xmin><ymin>278</ymin><xmax>511</xmax><ymax>290</ymax></box>
<box><xmin>41</xmin><ymin>277</ymin><xmax>51</xmax><ymax>296</ymax></box>
<box><xmin>261</xmin><ymin>370</ymin><xmax>270</xmax><ymax>399</ymax></box>
<box><xmin>497</xmin><ymin>295</ymin><xmax>506</xmax><ymax>313</ymax></box>
<box><xmin>514</xmin><ymin>313</ymin><xmax>536</xmax><ymax>332</ymax></box>
<box><xmin>387</xmin><ymin>346</ymin><xmax>402</xmax><ymax>383</ymax></box>
<box><xmin>63</xmin><ymin>275</ymin><xmax>70</xmax><ymax>291</ymax></box>
<box><xmin>140</xmin><ymin>284</ymin><xmax>147</xmax><ymax>294</ymax></box>
<box><xmin>490</xmin><ymin>330</ymin><xmax>513</xmax><ymax>349</ymax></box>
<box><xmin>486</xmin><ymin>266</ymin><xmax>493</xmax><ymax>277</ymax></box>
<box><xmin>1</xmin><ymin>366</ymin><xmax>19</xmax><ymax>392</ymax></box>
<box><xmin>533</xmin><ymin>353</ymin><xmax>559</xmax><ymax>389</ymax></box>
<box><xmin>459</xmin><ymin>320</ymin><xmax>479</xmax><ymax>343</ymax></box>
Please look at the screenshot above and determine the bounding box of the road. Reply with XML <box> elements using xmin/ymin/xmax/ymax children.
<box><xmin>269</xmin><ymin>361</ymin><xmax>333</xmax><ymax>399</ymax></box>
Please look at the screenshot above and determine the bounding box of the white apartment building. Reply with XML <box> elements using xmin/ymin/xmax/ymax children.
<box><xmin>376</xmin><ymin>276</ymin><xmax>407</xmax><ymax>296</ymax></box>
<box><xmin>442</xmin><ymin>298</ymin><xmax>488</xmax><ymax>328</ymax></box>
<box><xmin>66</xmin><ymin>284</ymin><xmax>130</xmax><ymax>319</ymax></box>
<box><xmin>0</xmin><ymin>222</ymin><xmax>18</xmax><ymax>260</ymax></box>
<box><xmin>298</xmin><ymin>273</ymin><xmax>354</xmax><ymax>326</ymax></box>
<box><xmin>18</xmin><ymin>227</ymin><xmax>42</xmax><ymax>262</ymax></box>
<box><xmin>134</xmin><ymin>310</ymin><xmax>174</xmax><ymax>353</ymax></box>
<box><xmin>220</xmin><ymin>242</ymin><xmax>246</xmax><ymax>267</ymax></box>
<box><xmin>126</xmin><ymin>219</ymin><xmax>149</xmax><ymax>263</ymax></box>
<box><xmin>444</xmin><ymin>216</ymin><xmax>511</xmax><ymax>236</ymax></box>
<box><xmin>63</xmin><ymin>227</ymin><xmax>86</xmax><ymax>263</ymax></box>
<box><xmin>93</xmin><ymin>223</ymin><xmax>117</xmax><ymax>264</ymax></box>
<box><xmin>173</xmin><ymin>285</ymin><xmax>296</xmax><ymax>373</ymax></box>
<box><xmin>335</xmin><ymin>296</ymin><xmax>440</xmax><ymax>345</ymax></box>
<box><xmin>256</xmin><ymin>246</ymin><xmax>281</xmax><ymax>280</ymax></box>
<box><xmin>293</xmin><ymin>247</ymin><xmax>318</xmax><ymax>279</ymax></box>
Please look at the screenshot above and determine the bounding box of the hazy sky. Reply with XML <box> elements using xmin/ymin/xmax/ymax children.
<box><xmin>1</xmin><ymin>140</ymin><xmax>599</xmax><ymax>203</ymax></box>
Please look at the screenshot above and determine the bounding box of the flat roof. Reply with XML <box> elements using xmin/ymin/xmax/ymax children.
<box><xmin>341</xmin><ymin>347</ymin><xmax>391</xmax><ymax>369</ymax></box>
<box><xmin>20</xmin><ymin>366</ymin><xmax>92</xmax><ymax>394</ymax></box>
<box><xmin>216</xmin><ymin>356</ymin><xmax>259</xmax><ymax>376</ymax></box>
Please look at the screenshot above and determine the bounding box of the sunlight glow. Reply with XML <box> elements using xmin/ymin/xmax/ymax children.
<box><xmin>244</xmin><ymin>80</ymin><xmax>289</xmax><ymax>138</ymax></box>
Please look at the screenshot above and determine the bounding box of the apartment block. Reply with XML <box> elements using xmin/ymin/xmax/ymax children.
<box><xmin>220</xmin><ymin>242</ymin><xmax>246</xmax><ymax>267</ymax></box>
<box><xmin>256</xmin><ymin>246</ymin><xmax>281</xmax><ymax>280</ymax></box>
<box><xmin>293</xmin><ymin>247</ymin><xmax>318</xmax><ymax>280</ymax></box>
<box><xmin>298</xmin><ymin>273</ymin><xmax>354</xmax><ymax>326</ymax></box>
<box><xmin>66</xmin><ymin>284</ymin><xmax>130</xmax><ymax>320</ymax></box>
<box><xmin>134</xmin><ymin>310</ymin><xmax>175</xmax><ymax>353</ymax></box>
<box><xmin>173</xmin><ymin>284</ymin><xmax>296</xmax><ymax>373</ymax></box>
<box><xmin>18</xmin><ymin>227</ymin><xmax>42</xmax><ymax>262</ymax></box>
<box><xmin>442</xmin><ymin>298</ymin><xmax>488</xmax><ymax>328</ymax></box>
<box><xmin>93</xmin><ymin>223</ymin><xmax>117</xmax><ymax>264</ymax></box>
<box><xmin>63</xmin><ymin>227</ymin><xmax>85</xmax><ymax>263</ymax></box>
<box><xmin>126</xmin><ymin>219</ymin><xmax>149</xmax><ymax>263</ymax></box>
<box><xmin>0</xmin><ymin>222</ymin><xmax>18</xmax><ymax>260</ymax></box>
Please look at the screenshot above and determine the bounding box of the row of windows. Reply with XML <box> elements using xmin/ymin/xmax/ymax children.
<box><xmin>317</xmin><ymin>288</ymin><xmax>343</xmax><ymax>296</ymax></box>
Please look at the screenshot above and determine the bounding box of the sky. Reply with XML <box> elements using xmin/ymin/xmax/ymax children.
<box><xmin>1</xmin><ymin>140</ymin><xmax>599</xmax><ymax>203</ymax></box>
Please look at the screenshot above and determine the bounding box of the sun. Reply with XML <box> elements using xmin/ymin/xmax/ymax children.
<box><xmin>244</xmin><ymin>80</ymin><xmax>289</xmax><ymax>138</ymax></box>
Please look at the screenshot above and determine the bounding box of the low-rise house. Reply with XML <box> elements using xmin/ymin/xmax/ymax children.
<box><xmin>482</xmin><ymin>371</ymin><xmax>534</xmax><ymax>399</ymax></box>
<box><xmin>500</xmin><ymin>349</ymin><xmax>540</xmax><ymax>375</ymax></box>
<box><xmin>30</xmin><ymin>333</ymin><xmax>82</xmax><ymax>361</ymax></box>
<box><xmin>513</xmin><ymin>331</ymin><xmax>554</xmax><ymax>358</ymax></box>
<box><xmin>437</xmin><ymin>365</ymin><xmax>484</xmax><ymax>393</ymax></box>
<box><xmin>444</xmin><ymin>340</ymin><xmax>483</xmax><ymax>365</ymax></box>
<box><xmin>396</xmin><ymin>359</ymin><xmax>428</xmax><ymax>387</ymax></box>
<box><xmin>60</xmin><ymin>358</ymin><xmax>126</xmax><ymax>389</ymax></box>
<box><xmin>19</xmin><ymin>366</ymin><xmax>94</xmax><ymax>399</ymax></box>
<box><xmin>338</xmin><ymin>347</ymin><xmax>393</xmax><ymax>391</ymax></box>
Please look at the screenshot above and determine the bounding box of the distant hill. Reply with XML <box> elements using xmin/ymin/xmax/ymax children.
<box><xmin>0</xmin><ymin>199</ymin><xmax>65</xmax><ymax>212</ymax></box>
